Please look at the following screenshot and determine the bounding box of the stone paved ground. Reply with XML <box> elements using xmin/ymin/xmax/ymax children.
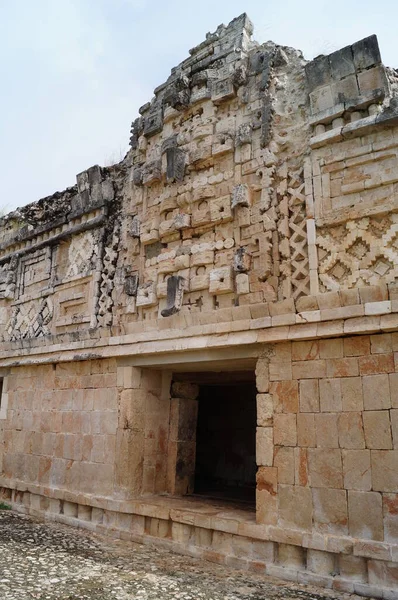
<box><xmin>0</xmin><ymin>510</ymin><xmax>360</xmax><ymax>600</ymax></box>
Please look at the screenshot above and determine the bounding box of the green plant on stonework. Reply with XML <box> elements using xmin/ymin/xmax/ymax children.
<box><xmin>0</xmin><ymin>501</ymin><xmax>11</xmax><ymax>510</ymax></box>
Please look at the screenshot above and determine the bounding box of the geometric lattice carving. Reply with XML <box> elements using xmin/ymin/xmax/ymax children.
<box><xmin>97</xmin><ymin>223</ymin><xmax>121</xmax><ymax>328</ymax></box>
<box><xmin>318</xmin><ymin>214</ymin><xmax>398</xmax><ymax>290</ymax></box>
<box><xmin>65</xmin><ymin>231</ymin><xmax>98</xmax><ymax>279</ymax></box>
<box><xmin>5</xmin><ymin>297</ymin><xmax>53</xmax><ymax>341</ymax></box>
<box><xmin>279</xmin><ymin>168</ymin><xmax>310</xmax><ymax>300</ymax></box>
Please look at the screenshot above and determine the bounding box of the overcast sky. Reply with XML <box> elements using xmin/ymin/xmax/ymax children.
<box><xmin>1</xmin><ymin>0</ymin><xmax>397</xmax><ymax>212</ymax></box>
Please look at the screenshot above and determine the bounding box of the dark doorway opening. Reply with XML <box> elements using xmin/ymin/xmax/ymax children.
<box><xmin>194</xmin><ymin>381</ymin><xmax>256</xmax><ymax>504</ymax></box>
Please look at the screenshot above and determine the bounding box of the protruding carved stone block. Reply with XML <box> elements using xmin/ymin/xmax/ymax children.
<box><xmin>209</xmin><ymin>266</ymin><xmax>234</xmax><ymax>295</ymax></box>
<box><xmin>161</xmin><ymin>275</ymin><xmax>186</xmax><ymax>317</ymax></box>
<box><xmin>140</xmin><ymin>213</ymin><xmax>160</xmax><ymax>244</ymax></box>
<box><xmin>163</xmin><ymin>74</ymin><xmax>190</xmax><ymax>110</ymax></box>
<box><xmin>232</xmin><ymin>184</ymin><xmax>250</xmax><ymax>209</ymax></box>
<box><xmin>234</xmin><ymin>247</ymin><xmax>251</xmax><ymax>273</ymax></box>
<box><xmin>159</xmin><ymin>213</ymin><xmax>191</xmax><ymax>238</ymax></box>
<box><xmin>143</xmin><ymin>108</ymin><xmax>163</xmax><ymax>138</ymax></box>
<box><xmin>209</xmin><ymin>196</ymin><xmax>232</xmax><ymax>224</ymax></box>
<box><xmin>136</xmin><ymin>282</ymin><xmax>157</xmax><ymax>307</ymax></box>
<box><xmin>132</xmin><ymin>166</ymin><xmax>143</xmax><ymax>186</ymax></box>
<box><xmin>142</xmin><ymin>161</ymin><xmax>162</xmax><ymax>186</ymax></box>
<box><xmin>236</xmin><ymin>123</ymin><xmax>252</xmax><ymax>146</ymax></box>
<box><xmin>211</xmin><ymin>78</ymin><xmax>235</xmax><ymax>104</ymax></box>
<box><xmin>130</xmin><ymin>216</ymin><xmax>140</xmax><ymax>238</ymax></box>
<box><xmin>166</xmin><ymin>147</ymin><xmax>185</xmax><ymax>183</ymax></box>
<box><xmin>124</xmin><ymin>274</ymin><xmax>139</xmax><ymax>297</ymax></box>
<box><xmin>212</xmin><ymin>135</ymin><xmax>234</xmax><ymax>157</ymax></box>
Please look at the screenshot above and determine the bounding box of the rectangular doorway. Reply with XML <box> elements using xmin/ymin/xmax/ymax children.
<box><xmin>193</xmin><ymin>379</ymin><xmax>257</xmax><ymax>505</ymax></box>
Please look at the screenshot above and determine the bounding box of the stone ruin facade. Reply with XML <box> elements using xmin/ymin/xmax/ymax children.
<box><xmin>0</xmin><ymin>14</ymin><xmax>398</xmax><ymax>597</ymax></box>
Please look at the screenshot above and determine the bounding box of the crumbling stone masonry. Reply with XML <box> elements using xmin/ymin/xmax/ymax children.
<box><xmin>0</xmin><ymin>14</ymin><xmax>398</xmax><ymax>598</ymax></box>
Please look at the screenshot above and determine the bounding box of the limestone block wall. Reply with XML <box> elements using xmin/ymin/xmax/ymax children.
<box><xmin>256</xmin><ymin>332</ymin><xmax>398</xmax><ymax>549</ymax></box>
<box><xmin>0</xmin><ymin>360</ymin><xmax>119</xmax><ymax>498</ymax></box>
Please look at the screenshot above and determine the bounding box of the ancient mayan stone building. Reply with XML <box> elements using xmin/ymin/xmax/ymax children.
<box><xmin>0</xmin><ymin>13</ymin><xmax>397</xmax><ymax>597</ymax></box>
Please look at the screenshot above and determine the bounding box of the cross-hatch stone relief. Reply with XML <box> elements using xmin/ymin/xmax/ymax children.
<box><xmin>318</xmin><ymin>213</ymin><xmax>398</xmax><ymax>291</ymax></box>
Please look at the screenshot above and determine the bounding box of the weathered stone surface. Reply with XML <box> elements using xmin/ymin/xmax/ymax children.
<box><xmin>0</xmin><ymin>16</ymin><xmax>398</xmax><ymax>598</ymax></box>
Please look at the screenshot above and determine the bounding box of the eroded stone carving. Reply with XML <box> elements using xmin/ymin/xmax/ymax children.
<box><xmin>161</xmin><ymin>275</ymin><xmax>186</xmax><ymax>317</ymax></box>
<box><xmin>318</xmin><ymin>214</ymin><xmax>398</xmax><ymax>291</ymax></box>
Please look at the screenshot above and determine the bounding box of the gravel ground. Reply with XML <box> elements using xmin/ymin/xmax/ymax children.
<box><xmin>0</xmin><ymin>510</ymin><xmax>359</xmax><ymax>600</ymax></box>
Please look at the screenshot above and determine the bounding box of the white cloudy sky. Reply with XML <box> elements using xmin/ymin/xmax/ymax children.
<box><xmin>1</xmin><ymin>0</ymin><xmax>397</xmax><ymax>211</ymax></box>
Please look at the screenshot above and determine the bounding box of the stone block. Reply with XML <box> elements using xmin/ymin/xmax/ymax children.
<box><xmin>78</xmin><ymin>504</ymin><xmax>92</xmax><ymax>521</ymax></box>
<box><xmin>383</xmin><ymin>494</ymin><xmax>398</xmax><ymax>543</ymax></box>
<box><xmin>307</xmin><ymin>549</ymin><xmax>336</xmax><ymax>575</ymax></box>
<box><xmin>390</xmin><ymin>373</ymin><xmax>398</xmax><ymax>408</ymax></box>
<box><xmin>339</xmin><ymin>554</ymin><xmax>367</xmax><ymax>582</ymax></box>
<box><xmin>371</xmin><ymin>334</ymin><xmax>393</xmax><ymax>354</ymax></box>
<box><xmin>236</xmin><ymin>273</ymin><xmax>249</xmax><ymax>295</ymax></box>
<box><xmin>172</xmin><ymin>522</ymin><xmax>192</xmax><ymax>544</ymax></box>
<box><xmin>294</xmin><ymin>447</ymin><xmax>309</xmax><ymax>487</ymax></box>
<box><xmin>308</xmin><ymin>448</ymin><xmax>343</xmax><ymax>488</ymax></box>
<box><xmin>338</xmin><ymin>412</ymin><xmax>365</xmax><ymax>449</ymax></box>
<box><xmin>194</xmin><ymin>527</ymin><xmax>212</xmax><ymax>548</ymax></box>
<box><xmin>312</xmin><ymin>488</ymin><xmax>348</xmax><ymax>535</ymax></box>
<box><xmin>256</xmin><ymin>358</ymin><xmax>269</xmax><ymax>393</ymax></box>
<box><xmin>344</xmin><ymin>336</ymin><xmax>370</xmax><ymax>356</ymax></box>
<box><xmin>136</xmin><ymin>282</ymin><xmax>157</xmax><ymax>307</ymax></box>
<box><xmin>297</xmin><ymin>413</ymin><xmax>316</xmax><ymax>447</ymax></box>
<box><xmin>319</xmin><ymin>378</ymin><xmax>342</xmax><ymax>412</ymax></box>
<box><xmin>209</xmin><ymin>196</ymin><xmax>232</xmax><ymax>224</ymax></box>
<box><xmin>256</xmin><ymin>467</ymin><xmax>278</xmax><ymax>525</ymax></box>
<box><xmin>341</xmin><ymin>377</ymin><xmax>363</xmax><ymax>411</ymax></box>
<box><xmin>293</xmin><ymin>360</ymin><xmax>326</xmax><ymax>379</ymax></box>
<box><xmin>231</xmin><ymin>184</ymin><xmax>250</xmax><ymax>209</ymax></box>
<box><xmin>352</xmin><ymin>35</ymin><xmax>381</xmax><ymax>70</ymax></box>
<box><xmin>277</xmin><ymin>543</ymin><xmax>305</xmax><ymax>568</ymax></box>
<box><xmin>278</xmin><ymin>485</ymin><xmax>313</xmax><ymax>531</ymax></box>
<box><xmin>299</xmin><ymin>379</ymin><xmax>320</xmax><ymax>412</ymax></box>
<box><xmin>371</xmin><ymin>450</ymin><xmax>398</xmax><ymax>492</ymax></box>
<box><xmin>319</xmin><ymin>338</ymin><xmax>343</xmax><ymax>359</ymax></box>
<box><xmin>363</xmin><ymin>411</ymin><xmax>393</xmax><ymax>449</ymax></box>
<box><xmin>326</xmin><ymin>357</ymin><xmax>359</xmax><ymax>378</ymax></box>
<box><xmin>291</xmin><ymin>340</ymin><xmax>319</xmax><ymax>361</ymax></box>
<box><xmin>305</xmin><ymin>55</ymin><xmax>331</xmax><ymax>92</ymax></box>
<box><xmin>274</xmin><ymin>414</ymin><xmax>297</xmax><ymax>447</ymax></box>
<box><xmin>359</xmin><ymin>353</ymin><xmax>395</xmax><ymax>375</ymax></box>
<box><xmin>209</xmin><ymin>267</ymin><xmax>234</xmax><ymax>295</ymax></box>
<box><xmin>256</xmin><ymin>394</ymin><xmax>273</xmax><ymax>426</ymax></box>
<box><xmin>363</xmin><ymin>374</ymin><xmax>391</xmax><ymax>410</ymax></box>
<box><xmin>348</xmin><ymin>490</ymin><xmax>383</xmax><ymax>541</ymax></box>
<box><xmin>329</xmin><ymin>45</ymin><xmax>355</xmax><ymax>79</ymax></box>
<box><xmin>256</xmin><ymin>427</ymin><xmax>273</xmax><ymax>466</ymax></box>
<box><xmin>269</xmin><ymin>380</ymin><xmax>298</xmax><ymax>413</ymax></box>
<box><xmin>332</xmin><ymin>74</ymin><xmax>359</xmax><ymax>105</ymax></box>
<box><xmin>252</xmin><ymin>540</ymin><xmax>275</xmax><ymax>563</ymax></box>
<box><xmin>368</xmin><ymin>559</ymin><xmax>398</xmax><ymax>587</ymax></box>
<box><xmin>269</xmin><ymin>359</ymin><xmax>293</xmax><ymax>382</ymax></box>
<box><xmin>315</xmin><ymin>413</ymin><xmax>339</xmax><ymax>448</ymax></box>
<box><xmin>274</xmin><ymin>447</ymin><xmax>295</xmax><ymax>484</ymax></box>
<box><xmin>63</xmin><ymin>501</ymin><xmax>78</xmax><ymax>518</ymax></box>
